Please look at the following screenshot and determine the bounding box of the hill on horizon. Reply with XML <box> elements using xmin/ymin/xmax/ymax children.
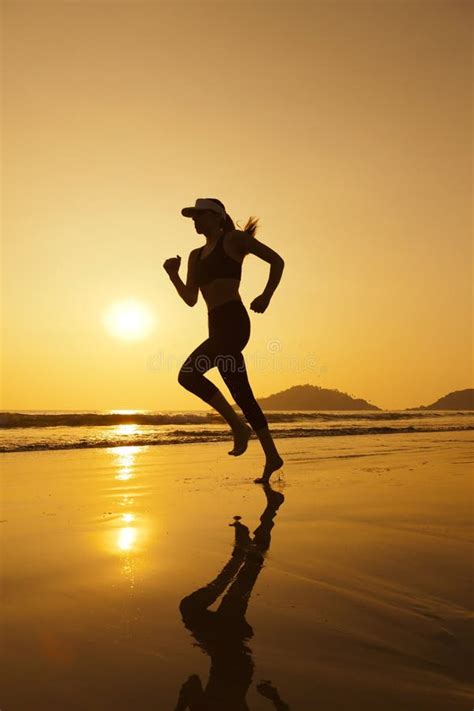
<box><xmin>408</xmin><ymin>388</ymin><xmax>474</xmax><ymax>411</ymax></box>
<box><xmin>254</xmin><ymin>384</ymin><xmax>380</xmax><ymax>411</ymax></box>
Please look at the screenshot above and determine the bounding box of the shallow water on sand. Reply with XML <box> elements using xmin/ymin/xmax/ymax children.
<box><xmin>1</xmin><ymin>431</ymin><xmax>472</xmax><ymax>709</ymax></box>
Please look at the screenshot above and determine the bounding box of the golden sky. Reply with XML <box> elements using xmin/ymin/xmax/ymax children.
<box><xmin>2</xmin><ymin>0</ymin><xmax>472</xmax><ymax>411</ymax></box>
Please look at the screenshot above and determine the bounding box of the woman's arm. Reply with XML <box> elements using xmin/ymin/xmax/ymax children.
<box><xmin>261</xmin><ymin>255</ymin><xmax>285</xmax><ymax>301</ymax></box>
<box><xmin>164</xmin><ymin>251</ymin><xmax>199</xmax><ymax>307</ymax></box>
<box><xmin>235</xmin><ymin>232</ymin><xmax>285</xmax><ymax>311</ymax></box>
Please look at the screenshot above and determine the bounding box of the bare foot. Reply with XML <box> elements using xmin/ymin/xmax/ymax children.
<box><xmin>254</xmin><ymin>455</ymin><xmax>284</xmax><ymax>484</ymax></box>
<box><xmin>262</xmin><ymin>482</ymin><xmax>285</xmax><ymax>508</ymax></box>
<box><xmin>228</xmin><ymin>423</ymin><xmax>252</xmax><ymax>456</ymax></box>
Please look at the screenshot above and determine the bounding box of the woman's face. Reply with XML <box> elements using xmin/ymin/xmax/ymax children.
<box><xmin>192</xmin><ymin>210</ymin><xmax>222</xmax><ymax>234</ymax></box>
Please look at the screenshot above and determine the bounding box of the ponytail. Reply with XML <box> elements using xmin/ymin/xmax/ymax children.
<box><xmin>238</xmin><ymin>216</ymin><xmax>259</xmax><ymax>239</ymax></box>
<box><xmin>206</xmin><ymin>197</ymin><xmax>259</xmax><ymax>239</ymax></box>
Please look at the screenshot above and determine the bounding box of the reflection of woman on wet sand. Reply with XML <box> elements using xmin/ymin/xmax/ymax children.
<box><xmin>174</xmin><ymin>483</ymin><xmax>290</xmax><ymax>711</ymax></box>
<box><xmin>163</xmin><ymin>198</ymin><xmax>285</xmax><ymax>484</ymax></box>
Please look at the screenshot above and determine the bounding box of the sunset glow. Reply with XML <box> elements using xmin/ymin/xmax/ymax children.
<box><xmin>103</xmin><ymin>300</ymin><xmax>155</xmax><ymax>342</ymax></box>
<box><xmin>3</xmin><ymin>0</ymin><xmax>471</xmax><ymax>411</ymax></box>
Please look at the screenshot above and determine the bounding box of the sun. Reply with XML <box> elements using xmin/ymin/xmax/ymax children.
<box><xmin>103</xmin><ymin>299</ymin><xmax>155</xmax><ymax>341</ymax></box>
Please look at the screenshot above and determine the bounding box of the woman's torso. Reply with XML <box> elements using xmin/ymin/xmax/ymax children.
<box><xmin>194</xmin><ymin>230</ymin><xmax>245</xmax><ymax>312</ymax></box>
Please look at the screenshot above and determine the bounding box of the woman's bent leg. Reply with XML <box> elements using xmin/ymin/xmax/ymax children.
<box><xmin>178</xmin><ymin>340</ymin><xmax>246</xmax><ymax>432</ymax></box>
<box><xmin>177</xmin><ymin>338</ymin><xmax>220</xmax><ymax>404</ymax></box>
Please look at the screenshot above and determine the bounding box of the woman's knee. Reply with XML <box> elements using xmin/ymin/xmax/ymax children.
<box><xmin>178</xmin><ymin>368</ymin><xmax>193</xmax><ymax>390</ymax></box>
<box><xmin>178</xmin><ymin>353</ymin><xmax>210</xmax><ymax>388</ymax></box>
<box><xmin>178</xmin><ymin>364</ymin><xmax>197</xmax><ymax>390</ymax></box>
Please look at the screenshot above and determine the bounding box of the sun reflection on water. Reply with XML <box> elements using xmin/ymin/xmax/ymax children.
<box><xmin>102</xmin><ymin>446</ymin><xmax>152</xmax><ymax>589</ymax></box>
<box><xmin>116</xmin><ymin>471</ymin><xmax>132</xmax><ymax>481</ymax></box>
<box><xmin>115</xmin><ymin>424</ymin><xmax>140</xmax><ymax>436</ymax></box>
<box><xmin>117</xmin><ymin>526</ymin><xmax>137</xmax><ymax>552</ymax></box>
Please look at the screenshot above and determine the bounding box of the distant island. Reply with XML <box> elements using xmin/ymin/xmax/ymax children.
<box><xmin>252</xmin><ymin>384</ymin><xmax>380</xmax><ymax>411</ymax></box>
<box><xmin>408</xmin><ymin>388</ymin><xmax>474</xmax><ymax>411</ymax></box>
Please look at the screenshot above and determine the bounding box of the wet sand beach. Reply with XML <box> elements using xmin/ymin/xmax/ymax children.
<box><xmin>1</xmin><ymin>431</ymin><xmax>472</xmax><ymax>710</ymax></box>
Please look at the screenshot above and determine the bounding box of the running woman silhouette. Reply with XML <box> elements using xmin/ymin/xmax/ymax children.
<box><xmin>163</xmin><ymin>198</ymin><xmax>284</xmax><ymax>484</ymax></box>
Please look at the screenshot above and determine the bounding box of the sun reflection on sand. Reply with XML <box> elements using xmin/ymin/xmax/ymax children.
<box><xmin>109</xmin><ymin>445</ymin><xmax>141</xmax><ymax>481</ymax></box>
<box><xmin>102</xmin><ymin>446</ymin><xmax>153</xmax><ymax>588</ymax></box>
<box><xmin>116</xmin><ymin>472</ymin><xmax>132</xmax><ymax>481</ymax></box>
<box><xmin>117</xmin><ymin>514</ymin><xmax>137</xmax><ymax>552</ymax></box>
<box><xmin>117</xmin><ymin>526</ymin><xmax>137</xmax><ymax>552</ymax></box>
<box><xmin>106</xmin><ymin>444</ymin><xmax>142</xmax><ymax>468</ymax></box>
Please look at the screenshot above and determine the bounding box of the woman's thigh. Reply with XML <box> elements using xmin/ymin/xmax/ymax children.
<box><xmin>179</xmin><ymin>338</ymin><xmax>221</xmax><ymax>376</ymax></box>
<box><xmin>181</xmin><ymin>336</ymin><xmax>249</xmax><ymax>380</ymax></box>
<box><xmin>181</xmin><ymin>299</ymin><xmax>251</xmax><ymax>376</ymax></box>
<box><xmin>208</xmin><ymin>300</ymin><xmax>251</xmax><ymax>353</ymax></box>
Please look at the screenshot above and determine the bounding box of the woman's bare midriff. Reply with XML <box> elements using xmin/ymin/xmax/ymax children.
<box><xmin>200</xmin><ymin>278</ymin><xmax>242</xmax><ymax>312</ymax></box>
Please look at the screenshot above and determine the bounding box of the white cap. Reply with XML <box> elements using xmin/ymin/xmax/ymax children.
<box><xmin>181</xmin><ymin>198</ymin><xmax>226</xmax><ymax>219</ymax></box>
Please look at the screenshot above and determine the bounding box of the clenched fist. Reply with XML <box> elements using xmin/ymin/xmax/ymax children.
<box><xmin>250</xmin><ymin>293</ymin><xmax>270</xmax><ymax>313</ymax></box>
<box><xmin>163</xmin><ymin>255</ymin><xmax>181</xmax><ymax>277</ymax></box>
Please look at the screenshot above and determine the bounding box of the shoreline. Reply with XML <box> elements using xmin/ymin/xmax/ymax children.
<box><xmin>1</xmin><ymin>422</ymin><xmax>472</xmax><ymax>455</ymax></box>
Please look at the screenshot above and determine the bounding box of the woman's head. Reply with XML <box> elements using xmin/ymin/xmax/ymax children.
<box><xmin>182</xmin><ymin>197</ymin><xmax>259</xmax><ymax>238</ymax></box>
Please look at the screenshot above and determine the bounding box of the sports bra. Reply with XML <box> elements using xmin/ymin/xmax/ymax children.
<box><xmin>195</xmin><ymin>232</ymin><xmax>243</xmax><ymax>287</ymax></box>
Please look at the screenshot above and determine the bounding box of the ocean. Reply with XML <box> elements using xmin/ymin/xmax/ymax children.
<box><xmin>0</xmin><ymin>409</ymin><xmax>472</xmax><ymax>453</ymax></box>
